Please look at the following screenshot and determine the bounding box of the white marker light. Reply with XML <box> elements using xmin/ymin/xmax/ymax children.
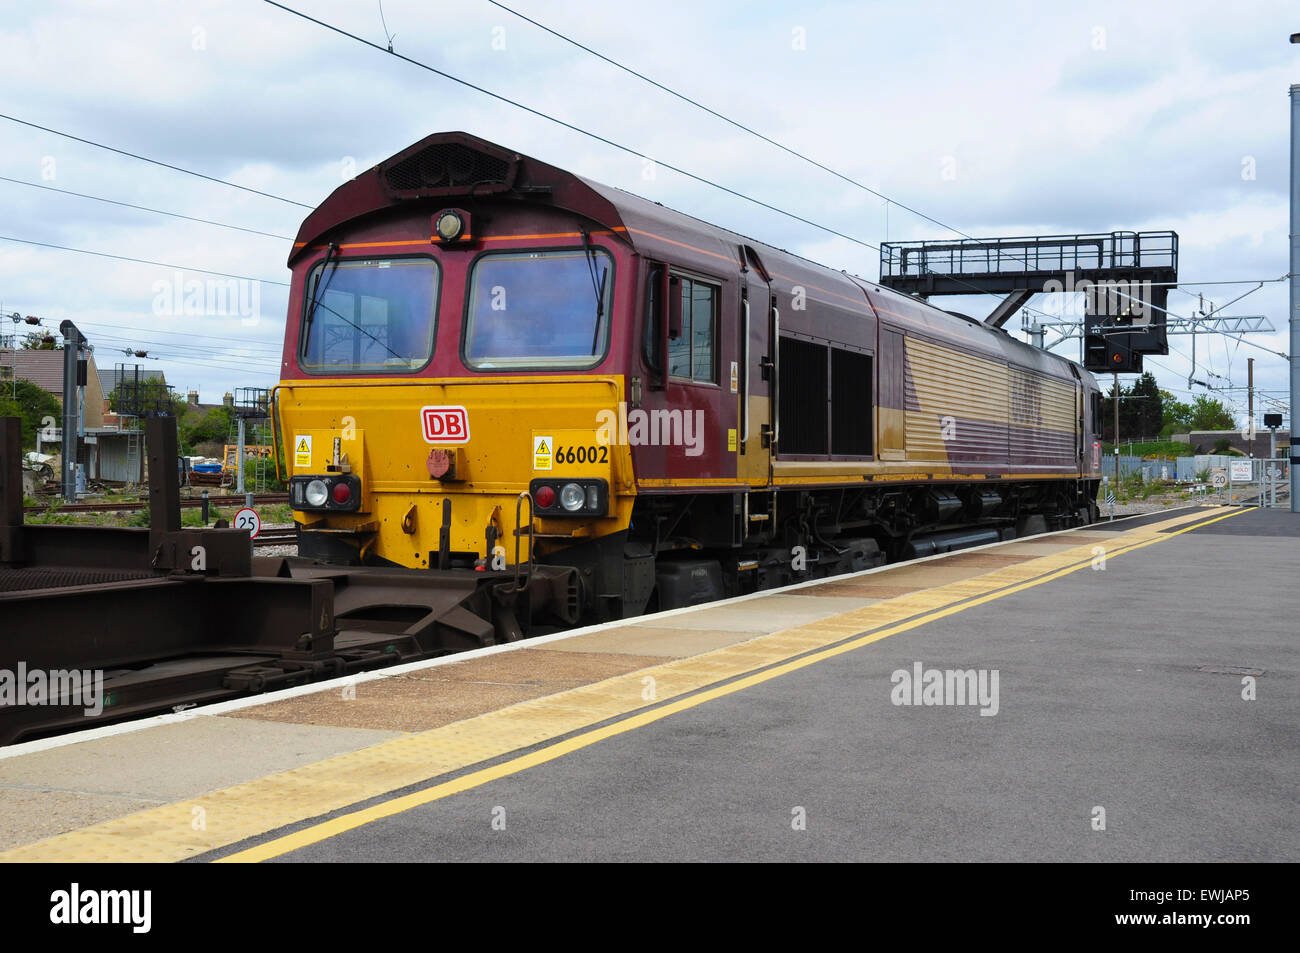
<box><xmin>305</xmin><ymin>479</ymin><xmax>329</xmax><ymax>507</ymax></box>
<box><xmin>560</xmin><ymin>482</ymin><xmax>585</xmax><ymax>512</ymax></box>
<box><xmin>436</xmin><ymin>211</ymin><xmax>463</xmax><ymax>241</ymax></box>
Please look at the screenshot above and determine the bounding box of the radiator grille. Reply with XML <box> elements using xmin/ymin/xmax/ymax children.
<box><xmin>383</xmin><ymin>143</ymin><xmax>512</xmax><ymax>194</ymax></box>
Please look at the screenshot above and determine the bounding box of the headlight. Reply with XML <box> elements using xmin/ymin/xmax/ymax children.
<box><xmin>435</xmin><ymin>210</ymin><xmax>464</xmax><ymax>241</ymax></box>
<box><xmin>559</xmin><ymin>483</ymin><xmax>585</xmax><ymax>512</ymax></box>
<box><xmin>305</xmin><ymin>479</ymin><xmax>329</xmax><ymax>507</ymax></box>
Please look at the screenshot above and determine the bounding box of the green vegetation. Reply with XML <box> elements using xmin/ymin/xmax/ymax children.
<box><xmin>178</xmin><ymin>404</ymin><xmax>232</xmax><ymax>453</ymax></box>
<box><xmin>18</xmin><ymin>331</ymin><xmax>61</xmax><ymax>350</ymax></box>
<box><xmin>240</xmin><ymin>455</ymin><xmax>286</xmax><ymax>492</ymax></box>
<box><xmin>1102</xmin><ymin>372</ymin><xmax>1161</xmax><ymax>442</ymax></box>
<box><xmin>1158</xmin><ymin>391</ymin><xmax>1236</xmax><ymax>438</ymax></box>
<box><xmin>1103</xmin><ymin>472</ymin><xmax>1186</xmax><ymax>505</ymax></box>
<box><xmin>1102</xmin><ymin>374</ymin><xmax>1237</xmax><ymax>442</ymax></box>
<box><xmin>24</xmin><ymin>501</ymin><xmax>294</xmax><ymax>529</ymax></box>
<box><xmin>0</xmin><ymin>379</ymin><xmax>63</xmax><ymax>450</ymax></box>
<box><xmin>1101</xmin><ymin>440</ymin><xmax>1189</xmax><ymax>458</ymax></box>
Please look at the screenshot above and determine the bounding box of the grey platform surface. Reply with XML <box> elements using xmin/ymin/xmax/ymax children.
<box><xmin>238</xmin><ymin>508</ymin><xmax>1298</xmax><ymax>863</ymax></box>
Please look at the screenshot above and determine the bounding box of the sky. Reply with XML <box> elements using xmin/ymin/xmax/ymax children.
<box><xmin>0</xmin><ymin>0</ymin><xmax>1296</xmax><ymax>429</ymax></box>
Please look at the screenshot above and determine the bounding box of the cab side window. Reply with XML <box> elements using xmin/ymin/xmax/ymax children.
<box><xmin>668</xmin><ymin>276</ymin><xmax>718</xmax><ymax>384</ymax></box>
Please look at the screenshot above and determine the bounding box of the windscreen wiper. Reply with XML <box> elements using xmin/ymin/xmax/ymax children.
<box><xmin>304</xmin><ymin>242</ymin><xmax>340</xmax><ymax>329</ymax></box>
<box><xmin>579</xmin><ymin>228</ymin><xmax>607</xmax><ymax>354</ymax></box>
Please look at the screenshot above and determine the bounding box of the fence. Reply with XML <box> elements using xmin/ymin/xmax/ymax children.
<box><xmin>1102</xmin><ymin>454</ymin><xmax>1235</xmax><ymax>482</ymax></box>
<box><xmin>1101</xmin><ymin>454</ymin><xmax>1291</xmax><ymax>508</ymax></box>
<box><xmin>1222</xmin><ymin>457</ymin><xmax>1291</xmax><ymax>509</ymax></box>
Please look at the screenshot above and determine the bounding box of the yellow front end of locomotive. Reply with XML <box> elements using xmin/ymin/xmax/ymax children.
<box><xmin>276</xmin><ymin>375</ymin><xmax>637</xmax><ymax>568</ymax></box>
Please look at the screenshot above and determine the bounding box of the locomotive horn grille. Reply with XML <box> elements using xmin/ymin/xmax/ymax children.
<box><xmin>382</xmin><ymin>142</ymin><xmax>515</xmax><ymax>196</ymax></box>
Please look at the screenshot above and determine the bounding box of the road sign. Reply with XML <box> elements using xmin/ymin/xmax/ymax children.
<box><xmin>233</xmin><ymin>507</ymin><xmax>261</xmax><ymax>538</ymax></box>
<box><xmin>1211</xmin><ymin>469</ymin><xmax>1228</xmax><ymax>489</ymax></box>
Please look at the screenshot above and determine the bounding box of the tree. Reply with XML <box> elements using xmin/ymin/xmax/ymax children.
<box><xmin>1159</xmin><ymin>390</ymin><xmax>1194</xmax><ymax>438</ymax></box>
<box><xmin>1189</xmin><ymin>395</ymin><xmax>1235</xmax><ymax>431</ymax></box>
<box><xmin>108</xmin><ymin>378</ymin><xmax>182</xmax><ymax>417</ymax></box>
<box><xmin>18</xmin><ymin>331</ymin><xmax>61</xmax><ymax>350</ymax></box>
<box><xmin>0</xmin><ymin>379</ymin><xmax>62</xmax><ymax>450</ymax></box>
<box><xmin>178</xmin><ymin>404</ymin><xmax>233</xmax><ymax>453</ymax></box>
<box><xmin>1100</xmin><ymin>382</ymin><xmax>1125</xmax><ymax>443</ymax></box>
<box><xmin>1128</xmin><ymin>372</ymin><xmax>1163</xmax><ymax>440</ymax></box>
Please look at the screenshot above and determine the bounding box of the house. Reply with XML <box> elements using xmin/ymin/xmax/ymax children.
<box><xmin>0</xmin><ymin>347</ymin><xmax>105</xmax><ymax>427</ymax></box>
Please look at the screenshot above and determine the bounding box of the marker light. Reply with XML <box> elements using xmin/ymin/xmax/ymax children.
<box><xmin>332</xmin><ymin>481</ymin><xmax>352</xmax><ymax>505</ymax></box>
<box><xmin>560</xmin><ymin>483</ymin><xmax>585</xmax><ymax>512</ymax></box>
<box><xmin>435</xmin><ymin>210</ymin><xmax>464</xmax><ymax>241</ymax></box>
<box><xmin>305</xmin><ymin>480</ymin><xmax>329</xmax><ymax>507</ymax></box>
<box><xmin>534</xmin><ymin>484</ymin><xmax>556</xmax><ymax>509</ymax></box>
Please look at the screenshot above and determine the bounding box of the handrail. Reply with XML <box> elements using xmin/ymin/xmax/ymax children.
<box><xmin>741</xmin><ymin>299</ymin><xmax>750</xmax><ymax>443</ymax></box>
<box><xmin>513</xmin><ymin>490</ymin><xmax>534</xmax><ymax>592</ymax></box>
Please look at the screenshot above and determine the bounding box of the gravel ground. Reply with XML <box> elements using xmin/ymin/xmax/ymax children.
<box><xmin>254</xmin><ymin>522</ymin><xmax>297</xmax><ymax>558</ymax></box>
<box><xmin>1103</xmin><ymin>498</ymin><xmax>1202</xmax><ymax>517</ymax></box>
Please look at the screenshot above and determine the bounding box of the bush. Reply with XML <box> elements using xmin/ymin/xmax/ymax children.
<box><xmin>0</xmin><ymin>380</ymin><xmax>62</xmax><ymax>450</ymax></box>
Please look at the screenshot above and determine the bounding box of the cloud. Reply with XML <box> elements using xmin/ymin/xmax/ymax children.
<box><xmin>0</xmin><ymin>0</ymin><xmax>1295</xmax><ymax>409</ymax></box>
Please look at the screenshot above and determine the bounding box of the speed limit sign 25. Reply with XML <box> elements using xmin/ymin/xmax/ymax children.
<box><xmin>234</xmin><ymin>507</ymin><xmax>261</xmax><ymax>538</ymax></box>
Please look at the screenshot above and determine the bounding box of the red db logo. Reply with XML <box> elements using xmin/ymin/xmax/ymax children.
<box><xmin>421</xmin><ymin>406</ymin><xmax>470</xmax><ymax>444</ymax></box>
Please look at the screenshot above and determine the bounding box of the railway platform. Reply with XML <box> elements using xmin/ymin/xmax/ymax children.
<box><xmin>0</xmin><ymin>505</ymin><xmax>1294</xmax><ymax>863</ymax></box>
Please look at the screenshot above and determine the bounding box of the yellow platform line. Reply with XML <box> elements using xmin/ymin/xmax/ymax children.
<box><xmin>0</xmin><ymin>508</ymin><xmax>1239</xmax><ymax>863</ymax></box>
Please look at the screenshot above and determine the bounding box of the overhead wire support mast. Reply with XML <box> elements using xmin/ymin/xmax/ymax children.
<box><xmin>1290</xmin><ymin>76</ymin><xmax>1299</xmax><ymax>513</ymax></box>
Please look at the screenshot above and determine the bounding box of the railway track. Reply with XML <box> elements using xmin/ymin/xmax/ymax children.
<box><xmin>252</xmin><ymin>530</ymin><xmax>298</xmax><ymax>547</ymax></box>
<box><xmin>23</xmin><ymin>493</ymin><xmax>289</xmax><ymax>514</ymax></box>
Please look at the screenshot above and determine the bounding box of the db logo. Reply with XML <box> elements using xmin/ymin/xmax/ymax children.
<box><xmin>421</xmin><ymin>405</ymin><xmax>470</xmax><ymax>444</ymax></box>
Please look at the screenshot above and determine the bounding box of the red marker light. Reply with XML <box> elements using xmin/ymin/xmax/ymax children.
<box><xmin>535</xmin><ymin>484</ymin><xmax>556</xmax><ymax>508</ymax></box>
<box><xmin>332</xmin><ymin>482</ymin><xmax>352</xmax><ymax>504</ymax></box>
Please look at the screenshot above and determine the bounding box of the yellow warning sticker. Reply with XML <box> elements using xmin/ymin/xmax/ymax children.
<box><xmin>294</xmin><ymin>434</ymin><xmax>312</xmax><ymax>468</ymax></box>
<box><xmin>533</xmin><ymin>435</ymin><xmax>553</xmax><ymax>471</ymax></box>
<box><xmin>727</xmin><ymin>428</ymin><xmax>737</xmax><ymax>452</ymax></box>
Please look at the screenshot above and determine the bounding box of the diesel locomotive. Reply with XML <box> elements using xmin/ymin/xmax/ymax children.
<box><xmin>275</xmin><ymin>132</ymin><xmax>1103</xmax><ymax>633</ymax></box>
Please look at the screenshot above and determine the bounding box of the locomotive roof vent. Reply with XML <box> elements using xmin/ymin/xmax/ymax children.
<box><xmin>381</xmin><ymin>141</ymin><xmax>517</xmax><ymax>197</ymax></box>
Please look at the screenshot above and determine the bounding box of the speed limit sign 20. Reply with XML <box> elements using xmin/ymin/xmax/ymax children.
<box><xmin>234</xmin><ymin>507</ymin><xmax>262</xmax><ymax>538</ymax></box>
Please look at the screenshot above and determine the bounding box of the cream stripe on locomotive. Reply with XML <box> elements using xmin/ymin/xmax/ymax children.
<box><xmin>904</xmin><ymin>336</ymin><xmax>1076</xmax><ymax>464</ymax></box>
